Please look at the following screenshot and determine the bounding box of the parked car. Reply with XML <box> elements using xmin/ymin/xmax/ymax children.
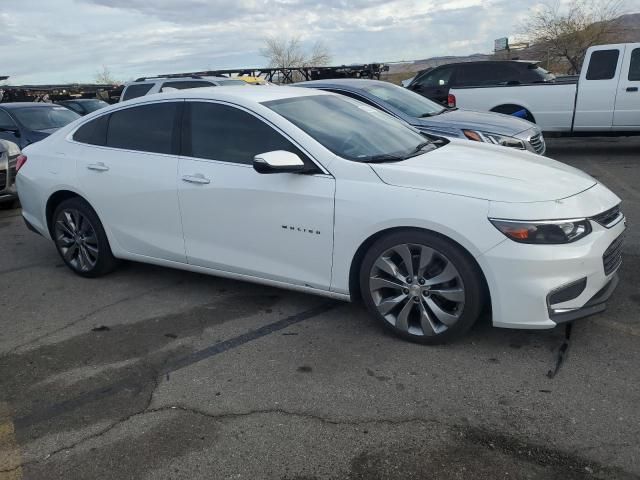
<box><xmin>0</xmin><ymin>103</ymin><xmax>80</xmax><ymax>148</ymax></box>
<box><xmin>296</xmin><ymin>79</ymin><xmax>545</xmax><ymax>154</ymax></box>
<box><xmin>449</xmin><ymin>43</ymin><xmax>640</xmax><ymax>133</ymax></box>
<box><xmin>119</xmin><ymin>76</ymin><xmax>247</xmax><ymax>102</ymax></box>
<box><xmin>17</xmin><ymin>87</ymin><xmax>625</xmax><ymax>344</ymax></box>
<box><xmin>407</xmin><ymin>60</ymin><xmax>555</xmax><ymax>105</ymax></box>
<box><xmin>0</xmin><ymin>139</ymin><xmax>20</xmax><ymax>206</ymax></box>
<box><xmin>57</xmin><ymin>98</ymin><xmax>109</xmax><ymax>116</ymax></box>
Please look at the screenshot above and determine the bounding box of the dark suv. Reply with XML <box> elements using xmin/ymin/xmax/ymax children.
<box><xmin>407</xmin><ymin>61</ymin><xmax>555</xmax><ymax>104</ymax></box>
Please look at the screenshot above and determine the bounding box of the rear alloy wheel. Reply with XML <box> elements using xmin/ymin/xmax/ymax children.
<box><xmin>360</xmin><ymin>231</ymin><xmax>484</xmax><ymax>344</ymax></box>
<box><xmin>53</xmin><ymin>198</ymin><xmax>118</xmax><ymax>277</ymax></box>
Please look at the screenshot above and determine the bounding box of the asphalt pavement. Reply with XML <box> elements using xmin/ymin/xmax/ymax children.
<box><xmin>1</xmin><ymin>137</ymin><xmax>639</xmax><ymax>480</ymax></box>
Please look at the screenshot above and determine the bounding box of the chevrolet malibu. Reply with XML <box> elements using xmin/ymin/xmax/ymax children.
<box><xmin>16</xmin><ymin>87</ymin><xmax>625</xmax><ymax>344</ymax></box>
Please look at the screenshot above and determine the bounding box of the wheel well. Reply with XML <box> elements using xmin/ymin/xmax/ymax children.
<box><xmin>348</xmin><ymin>227</ymin><xmax>491</xmax><ymax>308</ymax></box>
<box><xmin>490</xmin><ymin>104</ymin><xmax>536</xmax><ymax>124</ymax></box>
<box><xmin>45</xmin><ymin>190</ymin><xmax>81</xmax><ymax>236</ymax></box>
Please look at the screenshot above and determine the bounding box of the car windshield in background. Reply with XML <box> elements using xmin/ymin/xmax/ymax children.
<box><xmin>13</xmin><ymin>106</ymin><xmax>80</xmax><ymax>130</ymax></box>
<box><xmin>216</xmin><ymin>79</ymin><xmax>247</xmax><ymax>86</ymax></box>
<box><xmin>360</xmin><ymin>82</ymin><xmax>445</xmax><ymax>118</ymax></box>
<box><xmin>264</xmin><ymin>95</ymin><xmax>432</xmax><ymax>162</ymax></box>
<box><xmin>79</xmin><ymin>100</ymin><xmax>109</xmax><ymax>113</ymax></box>
<box><xmin>531</xmin><ymin>65</ymin><xmax>556</xmax><ymax>81</ymax></box>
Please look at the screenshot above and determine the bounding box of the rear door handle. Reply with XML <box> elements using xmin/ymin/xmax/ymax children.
<box><xmin>87</xmin><ymin>162</ymin><xmax>109</xmax><ymax>172</ymax></box>
<box><xmin>627</xmin><ymin>87</ymin><xmax>638</xmax><ymax>92</ymax></box>
<box><xmin>181</xmin><ymin>174</ymin><xmax>211</xmax><ymax>185</ymax></box>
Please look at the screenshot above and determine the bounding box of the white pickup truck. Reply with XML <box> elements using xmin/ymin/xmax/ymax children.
<box><xmin>448</xmin><ymin>43</ymin><xmax>640</xmax><ymax>135</ymax></box>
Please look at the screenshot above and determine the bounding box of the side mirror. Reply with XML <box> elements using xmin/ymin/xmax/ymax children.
<box><xmin>253</xmin><ymin>150</ymin><xmax>305</xmax><ymax>174</ymax></box>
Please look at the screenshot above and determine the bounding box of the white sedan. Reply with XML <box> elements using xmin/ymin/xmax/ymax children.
<box><xmin>16</xmin><ymin>87</ymin><xmax>625</xmax><ymax>344</ymax></box>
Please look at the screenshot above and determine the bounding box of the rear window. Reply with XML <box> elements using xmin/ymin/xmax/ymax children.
<box><xmin>161</xmin><ymin>81</ymin><xmax>214</xmax><ymax>90</ymax></box>
<box><xmin>629</xmin><ymin>48</ymin><xmax>640</xmax><ymax>81</ymax></box>
<box><xmin>455</xmin><ymin>63</ymin><xmax>521</xmax><ymax>86</ymax></box>
<box><xmin>586</xmin><ymin>50</ymin><xmax>620</xmax><ymax>80</ymax></box>
<box><xmin>121</xmin><ymin>83</ymin><xmax>154</xmax><ymax>101</ymax></box>
<box><xmin>107</xmin><ymin>102</ymin><xmax>178</xmax><ymax>154</ymax></box>
<box><xmin>73</xmin><ymin>114</ymin><xmax>109</xmax><ymax>145</ymax></box>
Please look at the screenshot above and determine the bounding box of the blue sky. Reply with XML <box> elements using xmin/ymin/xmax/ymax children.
<box><xmin>1</xmin><ymin>0</ymin><xmax>639</xmax><ymax>84</ymax></box>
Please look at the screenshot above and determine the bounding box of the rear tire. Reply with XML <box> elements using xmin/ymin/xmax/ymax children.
<box><xmin>359</xmin><ymin>230</ymin><xmax>484</xmax><ymax>344</ymax></box>
<box><xmin>52</xmin><ymin>198</ymin><xmax>119</xmax><ymax>278</ymax></box>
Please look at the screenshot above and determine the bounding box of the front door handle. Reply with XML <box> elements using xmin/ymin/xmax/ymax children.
<box><xmin>87</xmin><ymin>162</ymin><xmax>109</xmax><ymax>172</ymax></box>
<box><xmin>181</xmin><ymin>174</ymin><xmax>211</xmax><ymax>185</ymax></box>
<box><xmin>627</xmin><ymin>87</ymin><xmax>638</xmax><ymax>92</ymax></box>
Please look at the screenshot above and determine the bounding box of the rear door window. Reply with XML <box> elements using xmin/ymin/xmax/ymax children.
<box><xmin>121</xmin><ymin>83</ymin><xmax>154</xmax><ymax>101</ymax></box>
<box><xmin>586</xmin><ymin>50</ymin><xmax>620</xmax><ymax>80</ymax></box>
<box><xmin>107</xmin><ymin>102</ymin><xmax>179</xmax><ymax>154</ymax></box>
<box><xmin>629</xmin><ymin>48</ymin><xmax>640</xmax><ymax>81</ymax></box>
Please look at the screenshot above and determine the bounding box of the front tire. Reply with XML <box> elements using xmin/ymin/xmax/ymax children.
<box><xmin>359</xmin><ymin>230</ymin><xmax>484</xmax><ymax>344</ymax></box>
<box><xmin>52</xmin><ymin>198</ymin><xmax>118</xmax><ymax>277</ymax></box>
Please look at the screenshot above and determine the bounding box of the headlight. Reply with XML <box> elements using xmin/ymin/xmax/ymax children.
<box><xmin>463</xmin><ymin>130</ymin><xmax>526</xmax><ymax>150</ymax></box>
<box><xmin>489</xmin><ymin>218</ymin><xmax>592</xmax><ymax>244</ymax></box>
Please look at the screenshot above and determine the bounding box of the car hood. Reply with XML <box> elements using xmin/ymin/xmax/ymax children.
<box><xmin>414</xmin><ymin>108</ymin><xmax>535</xmax><ymax>136</ymax></box>
<box><xmin>370</xmin><ymin>141</ymin><xmax>597</xmax><ymax>203</ymax></box>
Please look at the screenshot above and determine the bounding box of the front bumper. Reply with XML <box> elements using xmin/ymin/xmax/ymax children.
<box><xmin>0</xmin><ymin>183</ymin><xmax>17</xmax><ymax>203</ymax></box>
<box><xmin>478</xmin><ymin>213</ymin><xmax>626</xmax><ymax>329</ymax></box>
<box><xmin>516</xmin><ymin>128</ymin><xmax>546</xmax><ymax>155</ymax></box>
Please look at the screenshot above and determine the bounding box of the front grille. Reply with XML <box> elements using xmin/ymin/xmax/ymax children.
<box><xmin>0</xmin><ymin>169</ymin><xmax>6</xmax><ymax>190</ymax></box>
<box><xmin>603</xmin><ymin>234</ymin><xmax>624</xmax><ymax>275</ymax></box>
<box><xmin>528</xmin><ymin>132</ymin><xmax>546</xmax><ymax>154</ymax></box>
<box><xmin>592</xmin><ymin>205</ymin><xmax>622</xmax><ymax>228</ymax></box>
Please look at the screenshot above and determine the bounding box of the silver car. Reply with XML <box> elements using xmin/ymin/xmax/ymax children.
<box><xmin>0</xmin><ymin>139</ymin><xmax>20</xmax><ymax>206</ymax></box>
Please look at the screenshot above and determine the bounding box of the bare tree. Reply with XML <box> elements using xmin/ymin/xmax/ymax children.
<box><xmin>260</xmin><ymin>37</ymin><xmax>332</xmax><ymax>81</ymax></box>
<box><xmin>94</xmin><ymin>65</ymin><xmax>118</xmax><ymax>84</ymax></box>
<box><xmin>522</xmin><ymin>0</ymin><xmax>624</xmax><ymax>73</ymax></box>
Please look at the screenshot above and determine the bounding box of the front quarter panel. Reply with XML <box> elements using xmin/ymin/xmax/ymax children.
<box><xmin>330</xmin><ymin>164</ymin><xmax>504</xmax><ymax>294</ymax></box>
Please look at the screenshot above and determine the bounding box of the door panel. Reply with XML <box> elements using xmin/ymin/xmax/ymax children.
<box><xmin>178</xmin><ymin>159</ymin><xmax>335</xmax><ymax>289</ymax></box>
<box><xmin>614</xmin><ymin>46</ymin><xmax>640</xmax><ymax>127</ymax></box>
<box><xmin>73</xmin><ymin>101</ymin><xmax>186</xmax><ymax>262</ymax></box>
<box><xmin>574</xmin><ymin>46</ymin><xmax>624</xmax><ymax>131</ymax></box>
<box><xmin>76</xmin><ymin>148</ymin><xmax>185</xmax><ymax>262</ymax></box>
<box><xmin>176</xmin><ymin>100</ymin><xmax>335</xmax><ymax>289</ymax></box>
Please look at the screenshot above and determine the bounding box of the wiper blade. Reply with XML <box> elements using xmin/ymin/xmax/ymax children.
<box><xmin>361</xmin><ymin>154</ymin><xmax>405</xmax><ymax>163</ymax></box>
<box><xmin>362</xmin><ymin>142</ymin><xmax>432</xmax><ymax>163</ymax></box>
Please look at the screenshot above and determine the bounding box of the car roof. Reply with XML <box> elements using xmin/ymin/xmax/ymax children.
<box><xmin>60</xmin><ymin>98</ymin><xmax>105</xmax><ymax>102</ymax></box>
<box><xmin>0</xmin><ymin>102</ymin><xmax>64</xmax><ymax>109</ymax></box>
<box><xmin>295</xmin><ymin>78</ymin><xmax>390</xmax><ymax>90</ymax></box>
<box><xmin>116</xmin><ymin>85</ymin><xmax>331</xmax><ymax>108</ymax></box>
<box><xmin>435</xmin><ymin>60</ymin><xmax>539</xmax><ymax>67</ymax></box>
<box><xmin>125</xmin><ymin>76</ymin><xmax>235</xmax><ymax>86</ymax></box>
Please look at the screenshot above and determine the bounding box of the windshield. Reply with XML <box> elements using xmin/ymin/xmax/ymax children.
<box><xmin>79</xmin><ymin>99</ymin><xmax>109</xmax><ymax>113</ymax></box>
<box><xmin>360</xmin><ymin>82</ymin><xmax>445</xmax><ymax>118</ymax></box>
<box><xmin>13</xmin><ymin>106</ymin><xmax>80</xmax><ymax>130</ymax></box>
<box><xmin>264</xmin><ymin>95</ymin><xmax>432</xmax><ymax>162</ymax></box>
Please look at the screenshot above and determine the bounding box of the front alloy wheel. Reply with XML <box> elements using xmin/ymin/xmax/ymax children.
<box><xmin>369</xmin><ymin>244</ymin><xmax>465</xmax><ymax>336</ymax></box>
<box><xmin>360</xmin><ymin>231</ymin><xmax>484</xmax><ymax>344</ymax></box>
